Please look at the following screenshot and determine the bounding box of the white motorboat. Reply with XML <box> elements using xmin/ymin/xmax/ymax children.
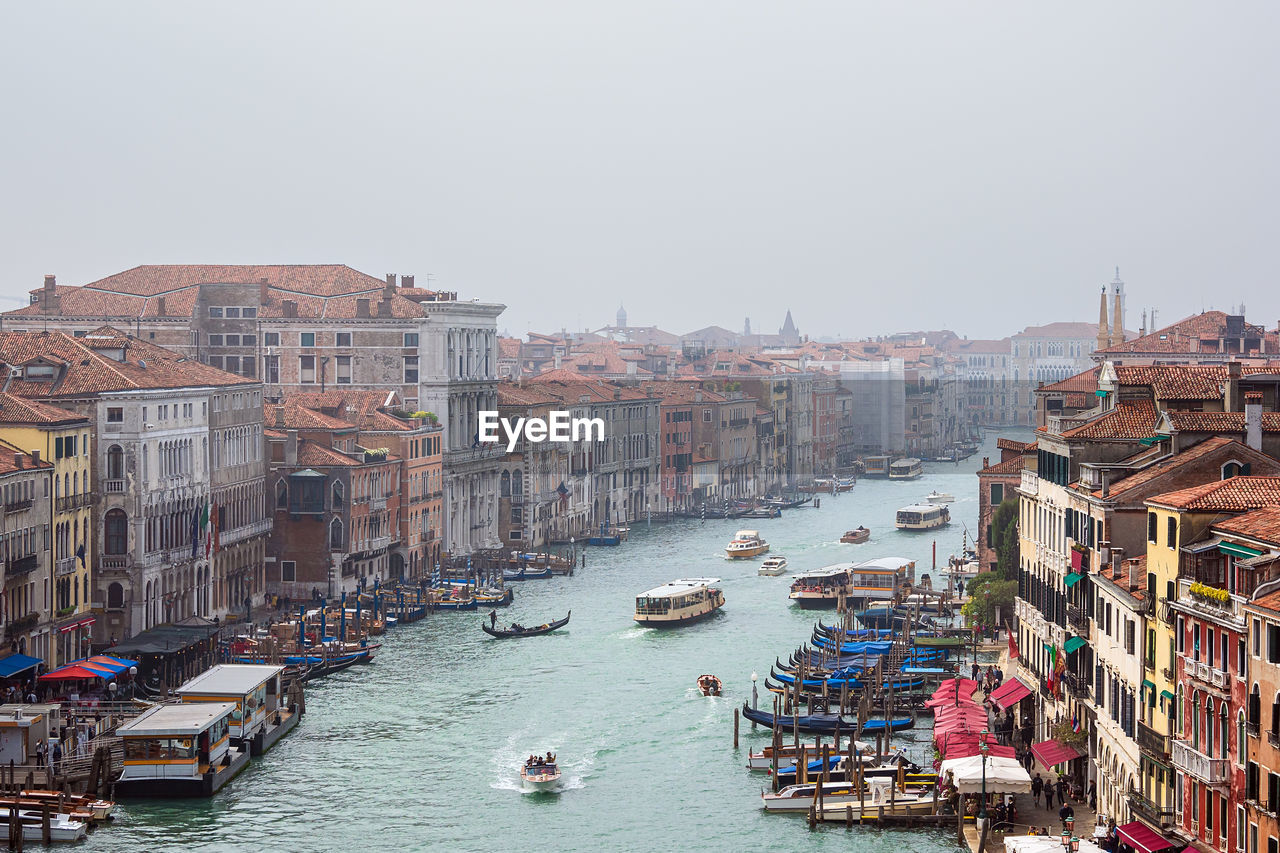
<box><xmin>924</xmin><ymin>490</ymin><xmax>955</xmax><ymax>504</ymax></box>
<box><xmin>747</xmin><ymin>739</ymin><xmax>871</xmax><ymax>771</ymax></box>
<box><xmin>725</xmin><ymin>530</ymin><xmax>770</xmax><ymax>559</ymax></box>
<box><xmin>0</xmin><ymin>808</ymin><xmax>88</xmax><ymax>842</ymax></box>
<box><xmin>520</xmin><ymin>757</ymin><xmax>562</xmax><ymax>791</ymax></box>
<box><xmin>758</xmin><ymin>556</ymin><xmax>789</xmax><ymax>576</ymax></box>
<box><xmin>762</xmin><ymin>777</ymin><xmax>937</xmax><ymax>815</ymax></box>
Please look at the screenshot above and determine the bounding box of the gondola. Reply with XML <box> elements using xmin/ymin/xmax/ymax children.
<box><xmin>482</xmin><ymin>611</ymin><xmax>571</xmax><ymax>638</ymax></box>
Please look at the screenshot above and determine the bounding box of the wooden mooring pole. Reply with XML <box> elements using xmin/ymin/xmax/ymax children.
<box><xmin>733</xmin><ymin>708</ymin><xmax>739</xmax><ymax>750</ymax></box>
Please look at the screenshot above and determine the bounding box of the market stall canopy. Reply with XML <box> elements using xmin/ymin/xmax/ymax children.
<box><xmin>1031</xmin><ymin>738</ymin><xmax>1083</xmax><ymax>768</ymax></box>
<box><xmin>38</xmin><ymin>664</ymin><xmax>106</xmax><ymax>681</ymax></box>
<box><xmin>939</xmin><ymin>754</ymin><xmax>1031</xmax><ymax>794</ymax></box>
<box><xmin>938</xmin><ymin>733</ymin><xmax>1018</xmax><ymax>761</ymax></box>
<box><xmin>989</xmin><ymin>677</ymin><xmax>1032</xmax><ymax>710</ymax></box>
<box><xmin>0</xmin><ymin>653</ymin><xmax>43</xmax><ymax>679</ymax></box>
<box><xmin>1005</xmin><ymin>836</ymin><xmax>1104</xmax><ymax>853</ymax></box>
<box><xmin>109</xmin><ymin>616</ymin><xmax>220</xmax><ymax>657</ymax></box>
<box><xmin>1116</xmin><ymin>821</ymin><xmax>1180</xmax><ymax>853</ymax></box>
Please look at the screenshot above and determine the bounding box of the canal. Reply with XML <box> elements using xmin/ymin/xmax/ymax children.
<box><xmin>91</xmin><ymin>430</ymin><xmax>1031</xmax><ymax>852</ymax></box>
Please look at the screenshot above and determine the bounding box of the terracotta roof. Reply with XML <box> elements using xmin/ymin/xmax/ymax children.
<box><xmin>498</xmin><ymin>337</ymin><xmax>522</xmax><ymax>358</ymax></box>
<box><xmin>38</xmin><ymin>264</ymin><xmax>395</xmax><ymax>298</ymax></box>
<box><xmin>1163</xmin><ymin>411</ymin><xmax>1280</xmax><ymax>433</ymax></box>
<box><xmin>523</xmin><ymin>377</ymin><xmax>656</xmax><ymax>403</ymax></box>
<box><xmin>1247</xmin><ymin>588</ymin><xmax>1280</xmax><ymax>614</ymax></box>
<box><xmin>1096</xmin><ymin>555</ymin><xmax>1147</xmax><ymax>596</ymax></box>
<box><xmin>1148</xmin><ymin>476</ymin><xmax>1280</xmax><ymax>511</ymax></box>
<box><xmin>996</xmin><ymin>438</ymin><xmax>1032</xmax><ymax>453</ymax></box>
<box><xmin>1038</xmin><ymin>367</ymin><xmax>1100</xmax><ymax>394</ymax></box>
<box><xmin>295</xmin><ymin>439</ymin><xmax>360</xmax><ymax>468</ymax></box>
<box><xmin>1214</xmin><ymin>507</ymin><xmax>1280</xmax><ymax>545</ymax></box>
<box><xmin>0</xmin><ymin>438</ymin><xmax>52</xmax><ymax>475</ymax></box>
<box><xmin>1098</xmin><ymin>311</ymin><xmax>1269</xmax><ymax>355</ymax></box>
<box><xmin>643</xmin><ymin>381</ymin><xmax>730</xmax><ymax>405</ymax></box>
<box><xmin>282</xmin><ymin>390</ymin><xmax>419</xmax><ymax>434</ymax></box>
<box><xmin>1096</xmin><ymin>437</ymin><xmax>1269</xmax><ymax>500</ymax></box>
<box><xmin>1060</xmin><ymin>400</ymin><xmax>1160</xmax><ymax>440</ymax></box>
<box><xmin>0</xmin><ymin>329</ymin><xmax>254</xmax><ymax>397</ymax></box>
<box><xmin>497</xmin><ymin>384</ymin><xmax>565</xmax><ymax>407</ymax></box>
<box><xmin>0</xmin><ymin>393</ymin><xmax>87</xmax><ymax>426</ymax></box>
<box><xmin>979</xmin><ymin>456</ymin><xmax>1024</xmax><ymax>476</ymax></box>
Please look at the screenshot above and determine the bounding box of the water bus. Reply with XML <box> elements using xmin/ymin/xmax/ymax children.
<box><xmin>634</xmin><ymin>578</ymin><xmax>725</xmax><ymax>627</ymax></box>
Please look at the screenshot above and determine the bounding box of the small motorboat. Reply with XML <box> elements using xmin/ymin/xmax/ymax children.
<box><xmin>697</xmin><ymin>674</ymin><xmax>722</xmax><ymax>696</ymax></box>
<box><xmin>840</xmin><ymin>527</ymin><xmax>870</xmax><ymax>544</ymax></box>
<box><xmin>482</xmin><ymin>612</ymin><xmax>570</xmax><ymax>638</ymax></box>
<box><xmin>725</xmin><ymin>530</ymin><xmax>770</xmax><ymax>559</ymax></box>
<box><xmin>925</xmin><ymin>490</ymin><xmax>955</xmax><ymax>504</ymax></box>
<box><xmin>758</xmin><ymin>556</ymin><xmax>788</xmax><ymax>576</ymax></box>
<box><xmin>520</xmin><ymin>754</ymin><xmax>562</xmax><ymax>791</ymax></box>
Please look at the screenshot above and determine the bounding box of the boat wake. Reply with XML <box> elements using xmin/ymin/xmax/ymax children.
<box><xmin>489</xmin><ymin>730</ymin><xmax>595</xmax><ymax>794</ymax></box>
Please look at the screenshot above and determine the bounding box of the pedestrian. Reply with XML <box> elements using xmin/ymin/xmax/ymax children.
<box><xmin>1031</xmin><ymin>772</ymin><xmax>1043</xmax><ymax>807</ymax></box>
<box><xmin>1056</xmin><ymin>775</ymin><xmax>1068</xmax><ymax>804</ymax></box>
<box><xmin>1088</xmin><ymin>780</ymin><xmax>1097</xmax><ymax>811</ymax></box>
<box><xmin>34</xmin><ymin>739</ymin><xmax>45</xmax><ymax>770</ymax></box>
<box><xmin>1059</xmin><ymin>802</ymin><xmax>1074</xmax><ymax>827</ymax></box>
<box><xmin>51</xmin><ymin>740</ymin><xmax>62</xmax><ymax>776</ymax></box>
<box><xmin>971</xmin><ymin>662</ymin><xmax>979</xmax><ymax>682</ymax></box>
<box><xmin>1045</xmin><ymin>780</ymin><xmax>1055</xmax><ymax>810</ymax></box>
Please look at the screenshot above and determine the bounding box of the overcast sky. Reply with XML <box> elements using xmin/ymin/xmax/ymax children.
<box><xmin>2</xmin><ymin>2</ymin><xmax>1276</xmax><ymax>341</ymax></box>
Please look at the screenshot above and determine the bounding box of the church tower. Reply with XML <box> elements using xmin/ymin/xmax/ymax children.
<box><xmin>779</xmin><ymin>310</ymin><xmax>800</xmax><ymax>345</ymax></box>
<box><xmin>1096</xmin><ymin>285</ymin><xmax>1111</xmax><ymax>352</ymax></box>
<box><xmin>1109</xmin><ymin>268</ymin><xmax>1126</xmax><ymax>348</ymax></box>
<box><xmin>616</xmin><ymin>303</ymin><xmax>627</xmax><ymax>329</ymax></box>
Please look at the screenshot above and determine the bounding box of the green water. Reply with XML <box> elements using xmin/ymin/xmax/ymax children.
<box><xmin>88</xmin><ymin>431</ymin><xmax>1030</xmax><ymax>852</ymax></box>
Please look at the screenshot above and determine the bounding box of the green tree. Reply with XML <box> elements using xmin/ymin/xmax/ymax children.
<box><xmin>961</xmin><ymin>574</ymin><xmax>1017</xmax><ymax>630</ymax></box>
<box><xmin>991</xmin><ymin>498</ymin><xmax>1020</xmax><ymax>582</ymax></box>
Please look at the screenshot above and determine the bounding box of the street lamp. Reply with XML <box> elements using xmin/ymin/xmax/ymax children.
<box><xmin>1061</xmin><ymin>829</ymin><xmax>1079</xmax><ymax>853</ymax></box>
<box><xmin>751</xmin><ymin>671</ymin><xmax>758</xmax><ymax>709</ymax></box>
<box><xmin>979</xmin><ymin>728</ymin><xmax>990</xmax><ymax>821</ymax></box>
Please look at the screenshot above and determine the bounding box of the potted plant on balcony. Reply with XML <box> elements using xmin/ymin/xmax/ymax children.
<box><xmin>1188</xmin><ymin>582</ymin><xmax>1230</xmax><ymax>605</ymax></box>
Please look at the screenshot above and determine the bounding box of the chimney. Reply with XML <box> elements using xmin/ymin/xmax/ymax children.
<box><xmin>376</xmin><ymin>298</ymin><xmax>393</xmax><ymax>318</ymax></box>
<box><xmin>356</xmin><ymin>299</ymin><xmax>371</xmax><ymax>319</ymax></box>
<box><xmin>41</xmin><ymin>274</ymin><xmax>60</xmax><ymax>313</ymax></box>
<box><xmin>1226</xmin><ymin>360</ymin><xmax>1242</xmax><ymax>412</ymax></box>
<box><xmin>1246</xmin><ymin>391</ymin><xmax>1263</xmax><ymax>451</ymax></box>
<box><xmin>1126</xmin><ymin>554</ymin><xmax>1144</xmax><ymax>591</ymax></box>
<box><xmin>30</xmin><ymin>450</ymin><xmax>39</xmax><ymax>465</ymax></box>
<box><xmin>284</xmin><ymin>300</ymin><xmax>298</xmax><ymax>319</ymax></box>
<box><xmin>286</xmin><ymin>430</ymin><xmax>298</xmax><ymax>465</ymax></box>
<box><xmin>157</xmin><ymin>296</ymin><xmax>166</xmax><ymax>316</ymax></box>
<box><xmin>402</xmin><ymin>275</ymin><xmax>415</xmax><ymax>289</ymax></box>
<box><xmin>13</xmin><ymin>453</ymin><xmax>22</xmax><ymax>469</ymax></box>
<box><xmin>260</xmin><ymin>278</ymin><xmax>270</xmax><ymax>305</ymax></box>
<box><xmin>1111</xmin><ymin>545</ymin><xmax>1124</xmax><ymax>575</ymax></box>
<box><xmin>273</xmin><ymin>405</ymin><xmax>285</xmax><ymax>428</ymax></box>
<box><xmin>553</xmin><ymin>352</ymin><xmax>562</xmax><ymax>370</ymax></box>
<box><xmin>384</xmin><ymin>274</ymin><xmax>397</xmax><ymax>300</ymax></box>
<box><xmin>982</xmin><ymin>456</ymin><xmax>990</xmax><ymax>469</ymax></box>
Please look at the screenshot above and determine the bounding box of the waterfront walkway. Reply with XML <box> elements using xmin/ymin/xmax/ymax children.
<box><xmin>962</xmin><ymin>646</ymin><xmax>1100</xmax><ymax>853</ymax></box>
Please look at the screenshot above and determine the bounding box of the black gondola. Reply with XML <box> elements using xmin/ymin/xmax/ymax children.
<box><xmin>482</xmin><ymin>611</ymin><xmax>571</xmax><ymax>638</ymax></box>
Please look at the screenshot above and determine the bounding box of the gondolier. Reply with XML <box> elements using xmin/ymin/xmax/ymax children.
<box><xmin>490</xmin><ymin>609</ymin><xmax>497</xmax><ymax>628</ymax></box>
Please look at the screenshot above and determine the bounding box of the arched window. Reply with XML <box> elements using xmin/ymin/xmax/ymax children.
<box><xmin>107</xmin><ymin>445</ymin><xmax>124</xmax><ymax>480</ymax></box>
<box><xmin>1251</xmin><ymin>683</ymin><xmax>1262</xmax><ymax>727</ymax></box>
<box><xmin>330</xmin><ymin>518</ymin><xmax>343</xmax><ymax>550</ymax></box>
<box><xmin>500</xmin><ymin>471</ymin><xmax>511</xmax><ymax>497</ymax></box>
<box><xmin>1204</xmin><ymin>697</ymin><xmax>1214</xmax><ymax>756</ymax></box>
<box><xmin>276</xmin><ymin>480</ymin><xmax>288</xmax><ymax>509</ymax></box>
<box><xmin>104</xmin><ymin>509</ymin><xmax>127</xmax><ymax>555</ymax></box>
<box><xmin>1221</xmin><ymin>702</ymin><xmax>1230</xmax><ymax>760</ymax></box>
<box><xmin>1239</xmin><ymin>711</ymin><xmax>1248</xmax><ymax>765</ymax></box>
<box><xmin>107</xmin><ymin>582</ymin><xmax>125</xmax><ymax>609</ymax></box>
<box><xmin>512</xmin><ymin>471</ymin><xmax>523</xmax><ymax>497</ymax></box>
<box><xmin>332</xmin><ymin>480</ymin><xmax>344</xmax><ymax>507</ymax></box>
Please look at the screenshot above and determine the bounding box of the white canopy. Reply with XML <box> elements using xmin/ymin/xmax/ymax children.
<box><xmin>1005</xmin><ymin>836</ymin><xmax>1104</xmax><ymax>853</ymax></box>
<box><xmin>938</xmin><ymin>754</ymin><xmax>1032</xmax><ymax>794</ymax></box>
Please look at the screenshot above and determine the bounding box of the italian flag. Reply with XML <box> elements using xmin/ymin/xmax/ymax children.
<box><xmin>1046</xmin><ymin>644</ymin><xmax>1058</xmax><ymax>694</ymax></box>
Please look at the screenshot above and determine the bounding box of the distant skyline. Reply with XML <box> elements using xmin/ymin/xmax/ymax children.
<box><xmin>3</xmin><ymin>2</ymin><xmax>1276</xmax><ymax>341</ymax></box>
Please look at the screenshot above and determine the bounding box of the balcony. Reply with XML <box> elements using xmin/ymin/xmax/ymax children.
<box><xmin>1177</xmin><ymin>579</ymin><xmax>1244</xmax><ymax>627</ymax></box>
<box><xmin>1171</xmin><ymin>739</ymin><xmax>1229</xmax><ymax>784</ymax></box>
<box><xmin>55</xmin><ymin>557</ymin><xmax>76</xmax><ymax>577</ymax></box>
<box><xmin>1160</xmin><ymin>600</ymin><xmax>1176</xmax><ymax>625</ymax></box>
<box><xmin>1269</xmin><ymin>731</ymin><xmax>1280</xmax><ymax>749</ymax></box>
<box><xmin>3</xmin><ymin>499</ymin><xmax>32</xmax><ymax>514</ymax></box>
<box><xmin>5</xmin><ymin>555</ymin><xmax>37</xmax><ymax>577</ymax></box>
<box><xmin>1183</xmin><ymin>656</ymin><xmax>1230</xmax><ymax>692</ymax></box>
<box><xmin>99</xmin><ymin>555</ymin><xmax>131</xmax><ymax>571</ymax></box>
<box><xmin>1136</xmin><ymin>721</ymin><xmax>1172</xmax><ymax>758</ymax></box>
<box><xmin>218</xmin><ymin>517</ymin><xmax>272</xmax><ymax>547</ymax></box>
<box><xmin>1061</xmin><ymin>671</ymin><xmax>1091</xmax><ymax>700</ymax></box>
<box><xmin>372</xmin><ymin>496</ymin><xmax>388</xmax><ymax>512</ymax></box>
<box><xmin>1161</xmin><ymin>667</ymin><xmax>1174</xmax><ymax>682</ymax></box>
<box><xmin>1127</xmin><ymin>787</ymin><xmax>1176</xmax><ymax>829</ymax></box>
<box><xmin>1247</xmin><ymin>720</ymin><xmax>1261</xmax><ymax>738</ymax></box>
<box><xmin>104</xmin><ymin>479</ymin><xmax>125</xmax><ymax>494</ymax></box>
<box><xmin>1067</xmin><ymin>604</ymin><xmax>1090</xmax><ymax>634</ymax></box>
<box><xmin>1020</xmin><ymin>469</ymin><xmax>1040</xmax><ymax>494</ymax></box>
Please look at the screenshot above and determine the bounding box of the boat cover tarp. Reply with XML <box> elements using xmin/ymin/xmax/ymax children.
<box><xmin>0</xmin><ymin>653</ymin><xmax>42</xmax><ymax>678</ymax></box>
<box><xmin>989</xmin><ymin>677</ymin><xmax>1033</xmax><ymax>710</ymax></box>
<box><xmin>1116</xmin><ymin>821</ymin><xmax>1179</xmax><ymax>853</ymax></box>
<box><xmin>1031</xmin><ymin>738</ymin><xmax>1083</xmax><ymax>768</ymax></box>
<box><xmin>938</xmin><ymin>754</ymin><xmax>1031</xmax><ymax>794</ymax></box>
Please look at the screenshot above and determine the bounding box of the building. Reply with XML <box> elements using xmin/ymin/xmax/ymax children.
<box><xmin>4</xmin><ymin>266</ymin><xmax>505</xmax><ymax>558</ymax></box>
<box><xmin>1095</xmin><ymin>310</ymin><xmax>1277</xmax><ymax>366</ymax></box>
<box><xmin>0</xmin><ymin>441</ymin><xmax>53</xmax><ymax>662</ymax></box>
<box><xmin>975</xmin><ymin>438</ymin><xmax>1033</xmax><ymax>573</ymax></box>
<box><xmin>1012</xmin><ymin>322</ymin><xmax>1101</xmax><ymax>426</ymax></box>
<box><xmin>0</xmin><ymin>394</ymin><xmax>93</xmax><ymax>665</ymax></box>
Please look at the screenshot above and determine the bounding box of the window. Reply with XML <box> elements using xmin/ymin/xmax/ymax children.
<box><xmin>301</xmin><ymin>355</ymin><xmax>316</xmax><ymax>384</ymax></box>
<box><xmin>208</xmin><ymin>356</ymin><xmax>224</xmax><ymax>369</ymax></box>
<box><xmin>1257</xmin><ymin>618</ymin><xmax>1264</xmax><ymax>658</ymax></box>
<box><xmin>329</xmin><ymin>519</ymin><xmax>344</xmax><ymax>550</ymax></box>
<box><xmin>1148</xmin><ymin>512</ymin><xmax>1158</xmax><ymax>543</ymax></box>
<box><xmin>281</xmin><ymin>561</ymin><xmax>296</xmax><ymax>582</ymax></box>
<box><xmin>224</xmin><ymin>356</ymin><xmax>240</xmax><ymax>375</ymax></box>
<box><xmin>990</xmin><ymin>483</ymin><xmax>1003</xmax><ymax>505</ymax></box>
<box><xmin>208</xmin><ymin>307</ymin><xmax>223</xmax><ymax>318</ymax></box>
<box><xmin>208</xmin><ymin>334</ymin><xmax>224</xmax><ymax>346</ymax></box>
<box><xmin>107</xmin><ymin>582</ymin><xmax>124</xmax><ymax>609</ymax></box>
<box><xmin>104</xmin><ymin>509</ymin><xmax>127</xmax><ymax>555</ymax></box>
<box><xmin>301</xmin><ymin>332</ymin><xmax>316</xmax><ymax>347</ymax></box>
<box><xmin>265</xmin><ymin>355</ymin><xmax>280</xmax><ymax>384</ymax></box>
<box><xmin>332</xmin><ymin>481</ymin><xmax>344</xmax><ymax>507</ymax></box>
<box><xmin>703</xmin><ymin>410</ymin><xmax>712</xmax><ymax>423</ymax></box>
<box><xmin>242</xmin><ymin>307</ymin><xmax>257</xmax><ymax>318</ymax></box>
<box><xmin>289</xmin><ymin>474</ymin><xmax>324</xmax><ymax>514</ymax></box>
<box><xmin>275</xmin><ymin>480</ymin><xmax>288</xmax><ymax>509</ymax></box>
<box><xmin>1268</xmin><ymin>624</ymin><xmax>1280</xmax><ymax>664</ymax></box>
<box><xmin>107</xmin><ymin>407</ymin><xmax>123</xmax><ymax>423</ymax></box>
<box><xmin>403</xmin><ymin>356</ymin><xmax>419</xmax><ymax>384</ymax></box>
<box><xmin>241</xmin><ymin>357</ymin><xmax>255</xmax><ymax>378</ymax></box>
<box><xmin>336</xmin><ymin>356</ymin><xmax>351</xmax><ymax>384</ymax></box>
<box><xmin>225</xmin><ymin>334</ymin><xmax>241</xmax><ymax>346</ymax></box>
<box><xmin>1168</xmin><ymin>517</ymin><xmax>1178</xmax><ymax>549</ymax></box>
<box><xmin>336</xmin><ymin>332</ymin><xmax>352</xmax><ymax>347</ymax></box>
<box><xmin>107</xmin><ymin>445</ymin><xmax>124</xmax><ymax>480</ymax></box>
<box><xmin>264</xmin><ymin>332</ymin><xmax>280</xmax><ymax>347</ymax></box>
<box><xmin>403</xmin><ymin>332</ymin><xmax>418</xmax><ymax>347</ymax></box>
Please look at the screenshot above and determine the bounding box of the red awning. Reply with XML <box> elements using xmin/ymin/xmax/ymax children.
<box><xmin>1031</xmin><ymin>738</ymin><xmax>1082</xmax><ymax>768</ymax></box>
<box><xmin>990</xmin><ymin>677</ymin><xmax>1032</xmax><ymax>710</ymax></box>
<box><xmin>37</xmin><ymin>664</ymin><xmax>104</xmax><ymax>681</ymax></box>
<box><xmin>57</xmin><ymin>616</ymin><xmax>95</xmax><ymax>634</ymax></box>
<box><xmin>1116</xmin><ymin>821</ymin><xmax>1177</xmax><ymax>853</ymax></box>
<box><xmin>938</xmin><ymin>733</ymin><xmax>1019</xmax><ymax>760</ymax></box>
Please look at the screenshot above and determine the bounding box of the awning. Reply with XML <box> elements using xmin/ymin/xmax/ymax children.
<box><xmin>1116</xmin><ymin>820</ymin><xmax>1179</xmax><ymax>853</ymax></box>
<box><xmin>38</xmin><ymin>664</ymin><xmax>106</xmax><ymax>681</ymax></box>
<box><xmin>1160</xmin><ymin>689</ymin><xmax>1176</xmax><ymax>702</ymax></box>
<box><xmin>1031</xmin><ymin>738</ymin><xmax>1083</xmax><ymax>768</ymax></box>
<box><xmin>939</xmin><ymin>754</ymin><xmax>1032</xmax><ymax>794</ymax></box>
<box><xmin>990</xmin><ymin>677</ymin><xmax>1033</xmax><ymax>710</ymax></box>
<box><xmin>57</xmin><ymin>616</ymin><xmax>96</xmax><ymax>634</ymax></box>
<box><xmin>0</xmin><ymin>653</ymin><xmax>43</xmax><ymax>679</ymax></box>
<box><xmin>1186</xmin><ymin>537</ymin><xmax>1223</xmax><ymax>554</ymax></box>
<box><xmin>1220</xmin><ymin>541</ymin><xmax>1265</xmax><ymax>559</ymax></box>
<box><xmin>1065</xmin><ymin>572</ymin><xmax>1083</xmax><ymax>587</ymax></box>
<box><xmin>1142</xmin><ymin>678</ymin><xmax>1156</xmax><ymax>691</ymax></box>
<box><xmin>1065</xmin><ymin>635</ymin><xmax>1088</xmax><ymax>653</ymax></box>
